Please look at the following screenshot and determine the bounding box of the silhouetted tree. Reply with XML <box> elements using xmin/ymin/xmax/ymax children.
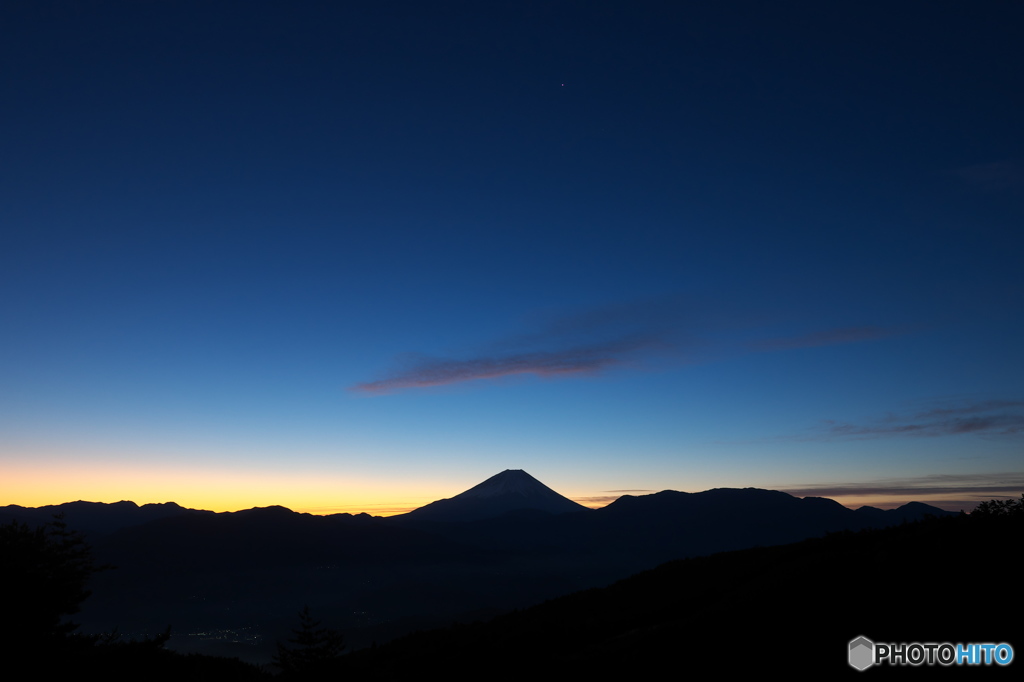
<box><xmin>274</xmin><ymin>606</ymin><xmax>346</xmax><ymax>677</ymax></box>
<box><xmin>0</xmin><ymin>515</ymin><xmax>107</xmax><ymax>651</ymax></box>
<box><xmin>973</xmin><ymin>494</ymin><xmax>1024</xmax><ymax>517</ymax></box>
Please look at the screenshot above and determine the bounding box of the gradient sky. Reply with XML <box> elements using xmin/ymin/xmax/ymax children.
<box><xmin>3</xmin><ymin>1</ymin><xmax>1022</xmax><ymax>514</ymax></box>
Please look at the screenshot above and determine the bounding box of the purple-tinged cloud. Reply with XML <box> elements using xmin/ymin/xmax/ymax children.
<box><xmin>750</xmin><ymin>326</ymin><xmax>894</xmax><ymax>352</ymax></box>
<box><xmin>779</xmin><ymin>472</ymin><xmax>1024</xmax><ymax>508</ymax></box>
<box><xmin>351</xmin><ymin>336</ymin><xmax>660</xmax><ymax>394</ymax></box>
<box><xmin>813</xmin><ymin>400</ymin><xmax>1024</xmax><ymax>440</ymax></box>
<box><xmin>572</xmin><ymin>495</ymin><xmax>627</xmax><ymax>507</ymax></box>
<box><xmin>350</xmin><ymin>298</ymin><xmax>898</xmax><ymax>394</ymax></box>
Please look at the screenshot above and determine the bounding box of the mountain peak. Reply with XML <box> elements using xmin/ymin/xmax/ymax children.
<box><xmin>456</xmin><ymin>470</ymin><xmax>554</xmax><ymax>499</ymax></box>
<box><xmin>401</xmin><ymin>469</ymin><xmax>589</xmax><ymax>522</ymax></box>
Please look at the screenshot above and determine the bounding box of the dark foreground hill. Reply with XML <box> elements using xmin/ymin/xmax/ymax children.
<box><xmin>337</xmin><ymin>513</ymin><xmax>1022</xmax><ymax>680</ymax></box>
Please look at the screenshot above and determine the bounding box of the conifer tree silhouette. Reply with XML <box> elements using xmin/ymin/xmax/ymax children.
<box><xmin>0</xmin><ymin>515</ymin><xmax>106</xmax><ymax>650</ymax></box>
<box><xmin>274</xmin><ymin>605</ymin><xmax>346</xmax><ymax>676</ymax></box>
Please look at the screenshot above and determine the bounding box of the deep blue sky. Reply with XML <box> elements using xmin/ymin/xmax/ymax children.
<box><xmin>2</xmin><ymin>1</ymin><xmax>1022</xmax><ymax>513</ymax></box>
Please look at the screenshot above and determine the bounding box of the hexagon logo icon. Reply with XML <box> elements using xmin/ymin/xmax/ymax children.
<box><xmin>849</xmin><ymin>636</ymin><xmax>874</xmax><ymax>671</ymax></box>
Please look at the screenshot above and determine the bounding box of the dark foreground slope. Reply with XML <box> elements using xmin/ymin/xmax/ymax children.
<box><xmin>6</xmin><ymin>506</ymin><xmax>1018</xmax><ymax>680</ymax></box>
<box><xmin>337</xmin><ymin>513</ymin><xmax>1021</xmax><ymax>680</ymax></box>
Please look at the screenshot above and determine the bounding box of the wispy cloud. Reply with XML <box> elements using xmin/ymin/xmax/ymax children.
<box><xmin>351</xmin><ymin>336</ymin><xmax>662</xmax><ymax>394</ymax></box>
<box><xmin>351</xmin><ymin>298</ymin><xmax>693</xmax><ymax>393</ymax></box>
<box><xmin>573</xmin><ymin>490</ymin><xmax>671</xmax><ymax>507</ymax></box>
<box><xmin>816</xmin><ymin>400</ymin><xmax>1024</xmax><ymax>439</ymax></box>
<box><xmin>572</xmin><ymin>495</ymin><xmax>627</xmax><ymax>507</ymax></box>
<box><xmin>350</xmin><ymin>297</ymin><xmax>897</xmax><ymax>394</ymax></box>
<box><xmin>779</xmin><ymin>472</ymin><xmax>1024</xmax><ymax>509</ymax></box>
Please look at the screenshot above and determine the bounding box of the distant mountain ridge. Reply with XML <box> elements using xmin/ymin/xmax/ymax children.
<box><xmin>3</xmin><ymin>472</ymin><xmax>956</xmax><ymax>539</ymax></box>
<box><xmin>0</xmin><ymin>500</ymin><xmax>202</xmax><ymax>537</ymax></box>
<box><xmin>564</xmin><ymin>486</ymin><xmax>957</xmax><ymax>566</ymax></box>
<box><xmin>3</xmin><ymin>471</ymin><xmax>961</xmax><ymax>662</ymax></box>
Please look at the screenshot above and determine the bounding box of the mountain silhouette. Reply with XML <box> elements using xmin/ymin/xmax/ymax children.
<box><xmin>1</xmin><ymin>500</ymin><xmax>199</xmax><ymax>537</ymax></box>
<box><xmin>395</xmin><ymin>469</ymin><xmax>590</xmax><ymax>523</ymax></box>
<box><xmin>10</xmin><ymin>473</ymin><xmax>961</xmax><ymax>662</ymax></box>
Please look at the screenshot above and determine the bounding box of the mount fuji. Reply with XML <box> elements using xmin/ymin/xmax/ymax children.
<box><xmin>397</xmin><ymin>469</ymin><xmax>590</xmax><ymax>523</ymax></box>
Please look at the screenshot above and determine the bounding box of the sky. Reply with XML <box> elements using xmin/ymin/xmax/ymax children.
<box><xmin>2</xmin><ymin>1</ymin><xmax>1022</xmax><ymax>514</ymax></box>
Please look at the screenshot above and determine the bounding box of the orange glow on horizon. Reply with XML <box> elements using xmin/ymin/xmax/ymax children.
<box><xmin>797</xmin><ymin>492</ymin><xmax>977</xmax><ymax>512</ymax></box>
<box><xmin>2</xmin><ymin>459</ymin><xmax>983</xmax><ymax>516</ymax></box>
<box><xmin>0</xmin><ymin>460</ymin><xmax>447</xmax><ymax>516</ymax></box>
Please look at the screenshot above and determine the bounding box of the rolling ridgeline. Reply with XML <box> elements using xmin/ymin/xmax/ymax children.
<box><xmin>5</xmin><ymin>470</ymin><xmax>1018</xmax><ymax>677</ymax></box>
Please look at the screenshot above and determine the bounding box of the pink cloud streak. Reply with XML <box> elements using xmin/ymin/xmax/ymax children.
<box><xmin>350</xmin><ymin>299</ymin><xmax>898</xmax><ymax>394</ymax></box>
<box><xmin>350</xmin><ymin>339</ymin><xmax>654</xmax><ymax>394</ymax></box>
